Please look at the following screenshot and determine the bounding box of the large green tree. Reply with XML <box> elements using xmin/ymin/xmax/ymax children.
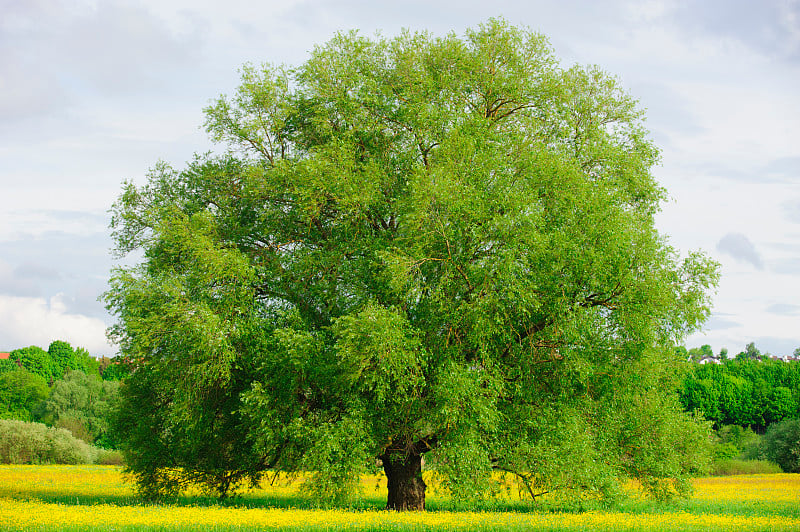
<box><xmin>106</xmin><ymin>20</ymin><xmax>718</xmax><ymax>510</ymax></box>
<box><xmin>48</xmin><ymin>340</ymin><xmax>78</xmax><ymax>380</ymax></box>
<box><xmin>0</xmin><ymin>369</ymin><xmax>49</xmax><ymax>421</ymax></box>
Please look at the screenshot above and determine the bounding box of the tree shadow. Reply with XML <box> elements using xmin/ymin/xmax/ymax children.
<box><xmin>1</xmin><ymin>486</ymin><xmax>597</xmax><ymax>515</ymax></box>
<box><xmin>0</xmin><ymin>488</ymin><xmax>386</xmax><ymax>511</ymax></box>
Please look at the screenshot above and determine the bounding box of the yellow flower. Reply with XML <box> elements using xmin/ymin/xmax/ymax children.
<box><xmin>1</xmin><ymin>466</ymin><xmax>799</xmax><ymax>531</ymax></box>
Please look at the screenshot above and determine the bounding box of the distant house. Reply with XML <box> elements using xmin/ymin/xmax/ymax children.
<box><xmin>0</xmin><ymin>352</ymin><xmax>9</xmax><ymax>360</ymax></box>
<box><xmin>698</xmin><ymin>355</ymin><xmax>721</xmax><ymax>365</ymax></box>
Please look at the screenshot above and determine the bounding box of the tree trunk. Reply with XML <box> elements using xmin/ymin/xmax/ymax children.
<box><xmin>381</xmin><ymin>451</ymin><xmax>426</xmax><ymax>511</ymax></box>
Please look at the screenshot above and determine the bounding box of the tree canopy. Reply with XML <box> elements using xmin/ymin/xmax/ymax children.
<box><xmin>38</xmin><ymin>370</ymin><xmax>120</xmax><ymax>448</ymax></box>
<box><xmin>0</xmin><ymin>369</ymin><xmax>49</xmax><ymax>422</ymax></box>
<box><xmin>681</xmin><ymin>358</ymin><xmax>800</xmax><ymax>431</ymax></box>
<box><xmin>106</xmin><ymin>19</ymin><xmax>718</xmax><ymax>509</ymax></box>
<box><xmin>48</xmin><ymin>341</ymin><xmax>78</xmax><ymax>380</ymax></box>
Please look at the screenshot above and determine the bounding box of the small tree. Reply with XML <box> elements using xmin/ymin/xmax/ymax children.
<box><xmin>736</xmin><ymin>342</ymin><xmax>762</xmax><ymax>361</ymax></box>
<box><xmin>107</xmin><ymin>20</ymin><xmax>718</xmax><ymax>509</ymax></box>
<box><xmin>761</xmin><ymin>419</ymin><xmax>800</xmax><ymax>473</ymax></box>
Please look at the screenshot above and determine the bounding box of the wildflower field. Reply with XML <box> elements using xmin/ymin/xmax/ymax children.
<box><xmin>0</xmin><ymin>466</ymin><xmax>798</xmax><ymax>531</ymax></box>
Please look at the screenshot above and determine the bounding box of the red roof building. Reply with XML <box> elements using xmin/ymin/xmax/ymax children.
<box><xmin>0</xmin><ymin>352</ymin><xmax>9</xmax><ymax>360</ymax></box>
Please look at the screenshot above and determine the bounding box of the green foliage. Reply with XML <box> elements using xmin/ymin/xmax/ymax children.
<box><xmin>681</xmin><ymin>358</ymin><xmax>800</xmax><ymax>430</ymax></box>
<box><xmin>715</xmin><ymin>424</ymin><xmax>761</xmax><ymax>458</ymax></box>
<box><xmin>736</xmin><ymin>342</ymin><xmax>763</xmax><ymax>361</ymax></box>
<box><xmin>100</xmin><ymin>360</ymin><xmax>130</xmax><ymax>381</ymax></box>
<box><xmin>48</xmin><ymin>340</ymin><xmax>78</xmax><ymax>379</ymax></box>
<box><xmin>710</xmin><ymin>458</ymin><xmax>782</xmax><ymax>476</ymax></box>
<box><xmin>74</xmin><ymin>347</ymin><xmax>101</xmax><ymax>377</ymax></box>
<box><xmin>761</xmin><ymin>418</ymin><xmax>800</xmax><ymax>473</ymax></box>
<box><xmin>686</xmin><ymin>344</ymin><xmax>714</xmax><ymax>362</ymax></box>
<box><xmin>110</xmin><ymin>337</ymin><xmax>266</xmax><ymax>500</ymax></box>
<box><xmin>0</xmin><ymin>419</ymin><xmax>96</xmax><ymax>464</ymax></box>
<box><xmin>106</xmin><ymin>19</ymin><xmax>718</xmax><ymax>505</ymax></box>
<box><xmin>10</xmin><ymin>346</ymin><xmax>55</xmax><ymax>383</ymax></box>
<box><xmin>38</xmin><ymin>370</ymin><xmax>120</xmax><ymax>447</ymax></box>
<box><xmin>0</xmin><ymin>358</ymin><xmax>18</xmax><ymax>374</ymax></box>
<box><xmin>95</xmin><ymin>448</ymin><xmax>125</xmax><ymax>466</ymax></box>
<box><xmin>0</xmin><ymin>369</ymin><xmax>49</xmax><ymax>421</ymax></box>
<box><xmin>48</xmin><ymin>341</ymin><xmax>102</xmax><ymax>379</ymax></box>
<box><xmin>4</xmin><ymin>342</ymin><xmax>100</xmax><ymax>382</ymax></box>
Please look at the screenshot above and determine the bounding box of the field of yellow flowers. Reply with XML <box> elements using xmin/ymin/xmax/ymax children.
<box><xmin>0</xmin><ymin>465</ymin><xmax>798</xmax><ymax>531</ymax></box>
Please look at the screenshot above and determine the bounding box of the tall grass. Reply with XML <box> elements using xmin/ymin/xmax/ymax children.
<box><xmin>710</xmin><ymin>458</ymin><xmax>782</xmax><ymax>476</ymax></box>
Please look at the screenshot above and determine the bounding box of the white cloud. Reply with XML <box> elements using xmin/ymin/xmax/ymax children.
<box><xmin>0</xmin><ymin>293</ymin><xmax>113</xmax><ymax>355</ymax></box>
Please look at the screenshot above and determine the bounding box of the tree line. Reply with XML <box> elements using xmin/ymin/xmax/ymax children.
<box><xmin>679</xmin><ymin>341</ymin><xmax>800</xmax><ymax>364</ymax></box>
<box><xmin>680</xmin><ymin>351</ymin><xmax>800</xmax><ymax>433</ymax></box>
<box><xmin>0</xmin><ymin>341</ymin><xmax>126</xmax><ymax>449</ymax></box>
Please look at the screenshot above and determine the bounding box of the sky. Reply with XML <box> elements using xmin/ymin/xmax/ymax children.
<box><xmin>0</xmin><ymin>0</ymin><xmax>798</xmax><ymax>357</ymax></box>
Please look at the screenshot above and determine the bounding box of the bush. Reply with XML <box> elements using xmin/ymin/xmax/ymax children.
<box><xmin>0</xmin><ymin>419</ymin><xmax>96</xmax><ymax>464</ymax></box>
<box><xmin>713</xmin><ymin>424</ymin><xmax>762</xmax><ymax>461</ymax></box>
<box><xmin>710</xmin><ymin>458</ymin><xmax>782</xmax><ymax>476</ymax></box>
<box><xmin>55</xmin><ymin>416</ymin><xmax>93</xmax><ymax>443</ymax></box>
<box><xmin>95</xmin><ymin>448</ymin><xmax>125</xmax><ymax>466</ymax></box>
<box><xmin>761</xmin><ymin>418</ymin><xmax>800</xmax><ymax>473</ymax></box>
<box><xmin>713</xmin><ymin>442</ymin><xmax>739</xmax><ymax>460</ymax></box>
<box><xmin>717</xmin><ymin>425</ymin><xmax>760</xmax><ymax>452</ymax></box>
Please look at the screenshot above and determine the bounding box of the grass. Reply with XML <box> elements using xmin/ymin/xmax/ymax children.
<box><xmin>0</xmin><ymin>465</ymin><xmax>798</xmax><ymax>531</ymax></box>
<box><xmin>710</xmin><ymin>458</ymin><xmax>782</xmax><ymax>476</ymax></box>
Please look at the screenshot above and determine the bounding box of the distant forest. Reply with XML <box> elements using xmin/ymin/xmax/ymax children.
<box><xmin>0</xmin><ymin>341</ymin><xmax>127</xmax><ymax>448</ymax></box>
<box><xmin>680</xmin><ymin>343</ymin><xmax>800</xmax><ymax>432</ymax></box>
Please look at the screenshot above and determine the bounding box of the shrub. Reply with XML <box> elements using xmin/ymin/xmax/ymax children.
<box><xmin>0</xmin><ymin>419</ymin><xmax>96</xmax><ymax>464</ymax></box>
<box><xmin>761</xmin><ymin>418</ymin><xmax>800</xmax><ymax>473</ymax></box>
<box><xmin>55</xmin><ymin>416</ymin><xmax>93</xmax><ymax>443</ymax></box>
<box><xmin>95</xmin><ymin>448</ymin><xmax>125</xmax><ymax>466</ymax></box>
<box><xmin>717</xmin><ymin>425</ymin><xmax>760</xmax><ymax>452</ymax></box>
<box><xmin>713</xmin><ymin>424</ymin><xmax>763</xmax><ymax>461</ymax></box>
<box><xmin>713</xmin><ymin>442</ymin><xmax>739</xmax><ymax>460</ymax></box>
